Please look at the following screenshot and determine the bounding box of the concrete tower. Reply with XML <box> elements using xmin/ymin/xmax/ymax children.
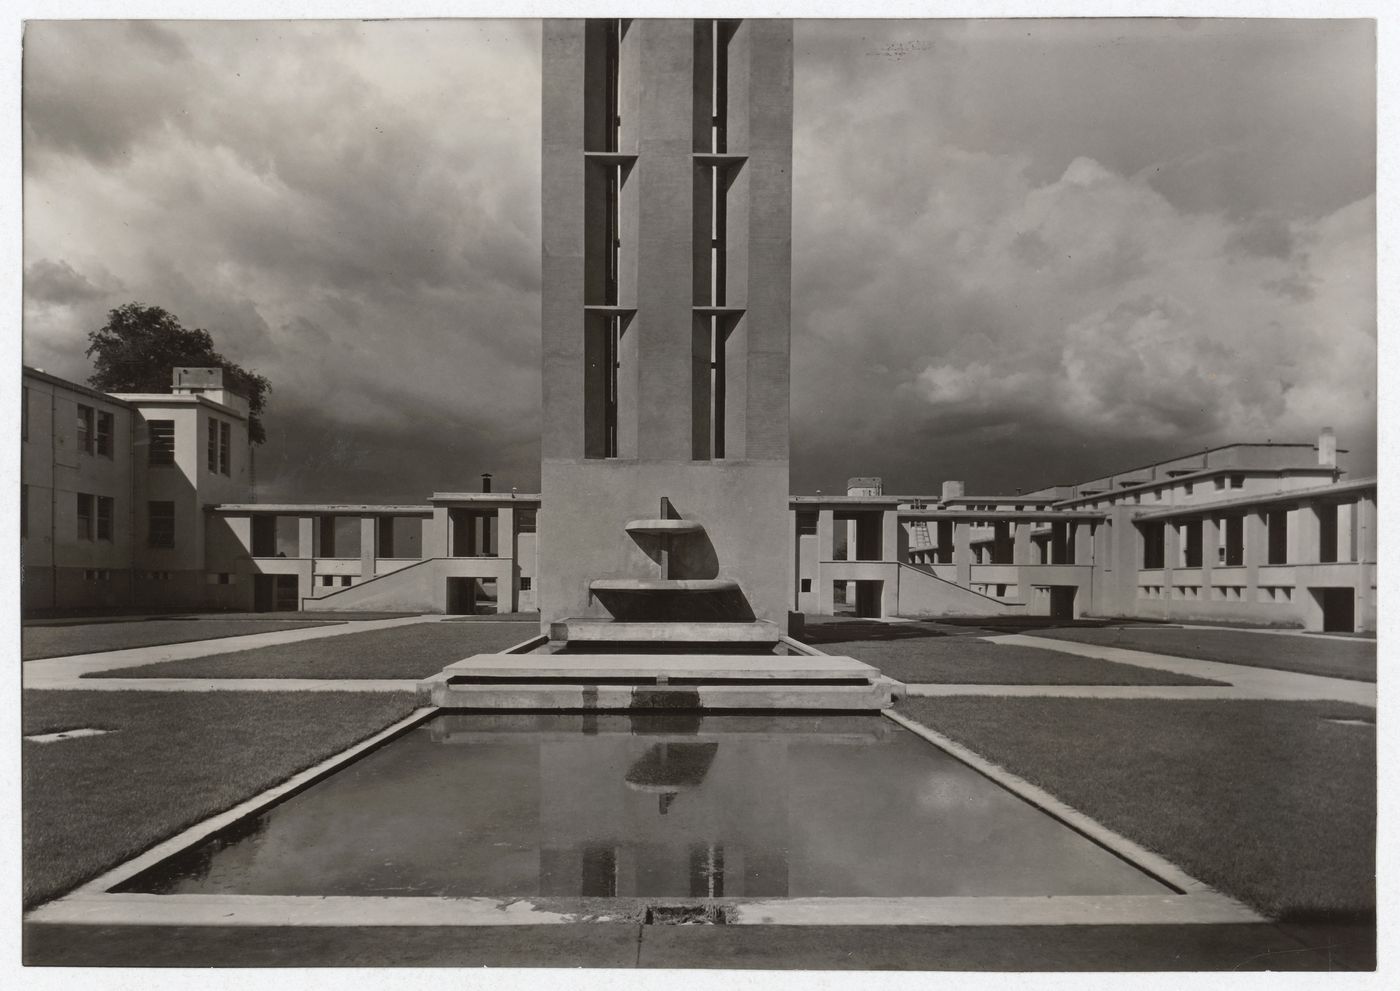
<box><xmin>538</xmin><ymin>19</ymin><xmax>794</xmax><ymax>631</ymax></box>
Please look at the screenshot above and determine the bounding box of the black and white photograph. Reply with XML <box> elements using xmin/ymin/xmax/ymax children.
<box><xmin>5</xmin><ymin>0</ymin><xmax>1388</xmax><ymax>982</ymax></box>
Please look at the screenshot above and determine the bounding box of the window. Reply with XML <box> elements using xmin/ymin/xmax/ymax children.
<box><xmin>1266</xmin><ymin>508</ymin><xmax>1288</xmax><ymax>565</ymax></box>
<box><xmin>1214</xmin><ymin>477</ymin><xmax>1226</xmax><ymax>491</ymax></box>
<box><xmin>516</xmin><ymin>509</ymin><xmax>537</xmax><ymax>533</ymax></box>
<box><xmin>209</xmin><ymin>418</ymin><xmax>231</xmax><ymax>474</ymax></box>
<box><xmin>76</xmin><ymin>493</ymin><xmax>94</xmax><ymax>541</ymax></box>
<box><xmin>340</xmin><ymin>576</ymin><xmax>352</xmax><ymax>587</ymax></box>
<box><xmin>1222</xmin><ymin>515</ymin><xmax>1244</xmax><ymax>567</ymax></box>
<box><xmin>520</xmin><ymin>576</ymin><xmax>533</xmax><ymax>591</ymax></box>
<box><xmin>1140</xmin><ymin>521</ymin><xmax>1165</xmax><ymax>569</ymax></box>
<box><xmin>1184</xmin><ymin>482</ymin><xmax>1193</xmax><ymax>496</ymax></box>
<box><xmin>1318</xmin><ymin>503</ymin><xmax>1338</xmax><ymax>564</ymax></box>
<box><xmin>96</xmin><ymin>411</ymin><xmax>114</xmax><ymax>457</ymax></box>
<box><xmin>1230</xmin><ymin>475</ymin><xmax>1245</xmax><ymax>489</ymax></box>
<box><xmin>800</xmin><ymin>578</ymin><xmax>812</xmax><ymax>593</ymax></box>
<box><xmin>149</xmin><ymin>420</ymin><xmax>175</xmax><ymax>465</ymax></box>
<box><xmin>96</xmin><ymin>496</ymin><xmax>114</xmax><ymax>541</ymax></box>
<box><xmin>84</xmin><ymin>569</ymin><xmax>111</xmax><ymax>582</ymax></box>
<box><xmin>204</xmin><ymin>572</ymin><xmax>233</xmax><ymax>585</ymax></box>
<box><xmin>797</xmin><ymin>512</ymin><xmax>818</xmax><ymax>536</ymax></box>
<box><xmin>321</xmin><ymin>575</ymin><xmax>335</xmax><ymax>587</ymax></box>
<box><xmin>1181</xmin><ymin>520</ymin><xmax>1202</xmax><ymax>568</ymax></box>
<box><xmin>148</xmin><ymin>501</ymin><xmax>176</xmax><ymax>548</ymax></box>
<box><xmin>76</xmin><ymin>404</ymin><xmax>94</xmax><ymax>454</ymax></box>
<box><xmin>996</xmin><ymin>584</ymin><xmax>1007</xmax><ymax>597</ymax></box>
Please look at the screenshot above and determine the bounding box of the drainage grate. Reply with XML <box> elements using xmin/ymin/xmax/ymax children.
<box><xmin>643</xmin><ymin>904</ymin><xmax>731</xmax><ymax>925</ymax></box>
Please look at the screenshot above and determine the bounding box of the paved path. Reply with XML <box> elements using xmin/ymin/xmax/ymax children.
<box><xmin>901</xmin><ymin>634</ymin><xmax>1375</xmax><ymax>708</ymax></box>
<box><xmin>1173</xmin><ymin>624</ymin><xmax>1375</xmax><ymax>644</ymax></box>
<box><xmin>23</xmin><ymin>614</ymin><xmax>449</xmax><ymax>690</ymax></box>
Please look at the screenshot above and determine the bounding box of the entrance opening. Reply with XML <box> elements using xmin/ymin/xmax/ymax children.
<box><xmin>1314</xmin><ymin>587</ymin><xmax>1355</xmax><ymax>633</ymax></box>
<box><xmin>1048</xmin><ymin>586</ymin><xmax>1077</xmax><ymax>620</ymax></box>
<box><xmin>447</xmin><ymin>577</ymin><xmax>500</xmax><ymax>616</ymax></box>
<box><xmin>254</xmin><ymin>574</ymin><xmax>300</xmax><ymax>613</ymax></box>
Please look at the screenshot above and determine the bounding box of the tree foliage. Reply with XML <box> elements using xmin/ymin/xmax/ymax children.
<box><xmin>86</xmin><ymin>303</ymin><xmax>272</xmax><ymax>444</ymax></box>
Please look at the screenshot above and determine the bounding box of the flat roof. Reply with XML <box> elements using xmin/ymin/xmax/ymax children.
<box><xmin>23</xmin><ymin>366</ymin><xmax>135</xmax><ymax>409</ymax></box>
<box><xmin>1130</xmin><ymin>477</ymin><xmax>1375</xmax><ymax>521</ymax></box>
<box><xmin>213</xmin><ymin>504</ymin><xmax>433</xmax><ymax>514</ymax></box>
<box><xmin>430</xmin><ymin>492</ymin><xmax>542</xmax><ymax>504</ymax></box>
<box><xmin>110</xmin><ymin>392</ymin><xmax>248</xmax><ymax>419</ymax></box>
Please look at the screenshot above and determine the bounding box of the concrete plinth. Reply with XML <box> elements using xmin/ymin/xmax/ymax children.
<box><xmin>550</xmin><ymin>618</ymin><xmax>781</xmax><ymax>644</ymax></box>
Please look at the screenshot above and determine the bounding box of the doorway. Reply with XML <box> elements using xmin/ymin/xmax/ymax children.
<box><xmin>1314</xmin><ymin>587</ymin><xmax>1355</xmax><ymax>633</ymax></box>
<box><xmin>254</xmin><ymin>574</ymin><xmax>300</xmax><ymax>612</ymax></box>
<box><xmin>1048</xmin><ymin>586</ymin><xmax>1077</xmax><ymax>620</ymax></box>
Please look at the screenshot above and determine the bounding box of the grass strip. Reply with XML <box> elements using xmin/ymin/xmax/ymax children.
<box><xmin>22</xmin><ymin>690</ymin><xmax>419</xmax><ymax>907</ymax></box>
<box><xmin>23</xmin><ymin>619</ymin><xmax>339</xmax><ymax>660</ymax></box>
<box><xmin>807</xmin><ymin>633</ymin><xmax>1224</xmax><ymax>686</ymax></box>
<box><xmin>87</xmin><ymin>621</ymin><xmax>539</xmax><ymax>680</ymax></box>
<box><xmin>896</xmin><ymin>696</ymin><xmax>1375</xmax><ymax>921</ymax></box>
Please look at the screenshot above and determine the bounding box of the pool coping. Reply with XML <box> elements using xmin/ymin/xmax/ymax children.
<box><xmin>25</xmin><ymin>704</ymin><xmax>1264</xmax><ymax>930</ymax></box>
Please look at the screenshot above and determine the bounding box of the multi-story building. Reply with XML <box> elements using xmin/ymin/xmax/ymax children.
<box><xmin>21</xmin><ymin>365</ymin><xmax>254</xmax><ymax>611</ymax></box>
<box><xmin>20</xmin><ymin>366</ymin><xmax>1373</xmax><ymax>633</ymax></box>
<box><xmin>792</xmin><ymin>430</ymin><xmax>1375</xmax><ymax>634</ymax></box>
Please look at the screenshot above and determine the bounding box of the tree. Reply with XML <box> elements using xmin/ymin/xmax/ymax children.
<box><xmin>86</xmin><ymin>302</ymin><xmax>272</xmax><ymax>444</ymax></box>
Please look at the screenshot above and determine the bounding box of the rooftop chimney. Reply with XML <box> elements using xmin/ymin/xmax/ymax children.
<box><xmin>480</xmin><ymin>473</ymin><xmax>493</xmax><ymax>493</ymax></box>
<box><xmin>1318</xmin><ymin>428</ymin><xmax>1337</xmax><ymax>468</ymax></box>
<box><xmin>941</xmin><ymin>480</ymin><xmax>965</xmax><ymax>502</ymax></box>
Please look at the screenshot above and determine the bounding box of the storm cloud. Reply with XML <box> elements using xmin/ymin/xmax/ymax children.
<box><xmin>23</xmin><ymin>18</ymin><xmax>1375</xmax><ymax>500</ymax></box>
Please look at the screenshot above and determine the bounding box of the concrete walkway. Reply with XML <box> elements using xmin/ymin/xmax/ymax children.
<box><xmin>20</xmin><ymin>919</ymin><xmax>1375</xmax><ymax>970</ymax></box>
<box><xmin>958</xmin><ymin>634</ymin><xmax>1377</xmax><ymax>707</ymax></box>
<box><xmin>22</xmin><ymin>614</ymin><xmax>450</xmax><ymax>690</ymax></box>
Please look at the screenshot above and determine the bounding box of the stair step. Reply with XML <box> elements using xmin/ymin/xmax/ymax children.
<box><xmin>550</xmin><ymin>619</ymin><xmax>781</xmax><ymax>644</ymax></box>
<box><xmin>428</xmin><ymin>678</ymin><xmax>897</xmax><ymax>712</ymax></box>
<box><xmin>439</xmin><ymin>652</ymin><xmax>877</xmax><ymax>683</ymax></box>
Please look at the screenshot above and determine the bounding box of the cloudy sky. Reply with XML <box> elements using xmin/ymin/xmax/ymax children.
<box><xmin>22</xmin><ymin>18</ymin><xmax>1375</xmax><ymax>500</ymax></box>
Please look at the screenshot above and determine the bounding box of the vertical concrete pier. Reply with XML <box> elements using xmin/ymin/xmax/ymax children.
<box><xmin>538</xmin><ymin>19</ymin><xmax>794</xmax><ymax>631</ymax></box>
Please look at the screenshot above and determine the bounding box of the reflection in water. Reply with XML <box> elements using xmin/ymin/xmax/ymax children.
<box><xmin>117</xmin><ymin>713</ymin><xmax>1167</xmax><ymax>899</ymax></box>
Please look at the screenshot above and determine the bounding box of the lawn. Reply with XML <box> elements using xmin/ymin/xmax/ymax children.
<box><xmin>1034</xmin><ymin>627</ymin><xmax>1376</xmax><ymax>682</ymax></box>
<box><xmin>804</xmin><ymin>627</ymin><xmax>1223</xmax><ymax>686</ymax></box>
<box><xmin>86</xmin><ymin>621</ymin><xmax>541</xmax><ymax>680</ymax></box>
<box><xmin>22</xmin><ymin>619</ymin><xmax>341</xmax><ymax>660</ymax></box>
<box><xmin>897</xmin><ymin>696</ymin><xmax>1376</xmax><ymax>921</ymax></box>
<box><xmin>22</xmin><ymin>690</ymin><xmax>420</xmax><ymax>907</ymax></box>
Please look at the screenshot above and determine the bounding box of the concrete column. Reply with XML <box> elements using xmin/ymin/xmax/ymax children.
<box><xmin>954</xmin><ymin>522</ymin><xmax>972</xmax><ymax>586</ymax></box>
<box><xmin>297</xmin><ymin>517</ymin><xmax>315</xmax><ymax>560</ymax></box>
<box><xmin>816</xmin><ymin>509</ymin><xmax>834</xmax><ymax>616</ymax></box>
<box><xmin>1013</xmin><ymin>522</ymin><xmax>1031</xmax><ymax>566</ymax></box>
<box><xmin>227</xmin><ymin>515</ymin><xmax>253</xmax><ymax>556</ymax></box>
<box><xmin>881</xmin><ymin>509</ymin><xmax>899</xmax><ymax>563</ymax></box>
<box><xmin>1292</xmin><ymin>501</ymin><xmax>1319</xmax><ymax>565</ymax></box>
<box><xmin>426</xmin><ymin>507</ymin><xmax>450</xmax><ymax>558</ymax></box>
<box><xmin>1338</xmin><ymin>501</ymin><xmax>1356</xmax><ymax>562</ymax></box>
<box><xmin>1074</xmin><ymin>521</ymin><xmax>1094</xmax><ymax>566</ymax></box>
<box><xmin>498</xmin><ymin>506</ymin><xmax>515</xmax><ymax>613</ymax></box>
<box><xmin>817</xmin><ymin>509</ymin><xmax>835</xmax><ymax>561</ymax></box>
<box><xmin>787</xmin><ymin>508</ymin><xmax>798</xmax><ymax>610</ymax></box>
<box><xmin>1244</xmin><ymin>511</ymin><xmax>1267</xmax><ymax>599</ymax></box>
<box><xmin>360</xmin><ymin>516</ymin><xmax>377</xmax><ymax>581</ymax></box>
<box><xmin>1200</xmin><ymin>517</ymin><xmax>1217</xmax><ymax>591</ymax></box>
